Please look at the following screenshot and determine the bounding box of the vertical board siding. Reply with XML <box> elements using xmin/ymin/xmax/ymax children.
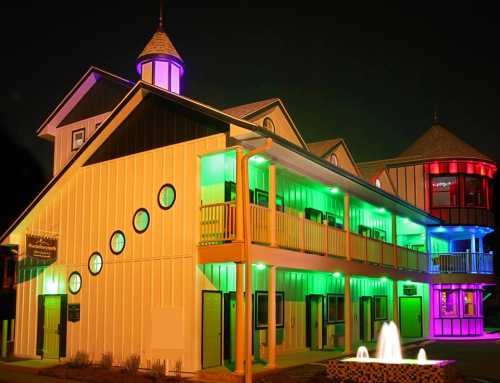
<box><xmin>12</xmin><ymin>134</ymin><xmax>226</xmax><ymax>371</ymax></box>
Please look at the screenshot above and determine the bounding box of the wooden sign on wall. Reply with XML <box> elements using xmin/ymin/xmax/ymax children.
<box><xmin>26</xmin><ymin>234</ymin><xmax>57</xmax><ymax>261</ymax></box>
<box><xmin>68</xmin><ymin>304</ymin><xmax>80</xmax><ymax>322</ymax></box>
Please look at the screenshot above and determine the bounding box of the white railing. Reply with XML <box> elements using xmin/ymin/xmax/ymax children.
<box><xmin>430</xmin><ymin>252</ymin><xmax>494</xmax><ymax>274</ymax></box>
<box><xmin>199</xmin><ymin>202</ymin><xmax>236</xmax><ymax>244</ymax></box>
<box><xmin>199</xmin><ymin>202</ymin><xmax>430</xmax><ymax>273</ymax></box>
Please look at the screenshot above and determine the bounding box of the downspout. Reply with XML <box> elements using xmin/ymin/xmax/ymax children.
<box><xmin>242</xmin><ymin>138</ymin><xmax>273</xmax><ymax>383</ymax></box>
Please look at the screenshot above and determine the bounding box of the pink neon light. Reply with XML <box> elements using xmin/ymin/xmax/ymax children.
<box><xmin>466</xmin><ymin>162</ymin><xmax>474</xmax><ymax>174</ymax></box>
<box><xmin>154</xmin><ymin>61</ymin><xmax>169</xmax><ymax>90</ymax></box>
<box><xmin>449</xmin><ymin>161</ymin><xmax>458</xmax><ymax>173</ymax></box>
<box><xmin>171</xmin><ymin>64</ymin><xmax>181</xmax><ymax>94</ymax></box>
<box><xmin>430</xmin><ymin>162</ymin><xmax>440</xmax><ymax>174</ymax></box>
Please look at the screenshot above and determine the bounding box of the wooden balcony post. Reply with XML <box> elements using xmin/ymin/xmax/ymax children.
<box><xmin>344</xmin><ymin>192</ymin><xmax>351</xmax><ymax>261</ymax></box>
<box><xmin>344</xmin><ymin>274</ymin><xmax>352</xmax><ymax>354</ymax></box>
<box><xmin>235</xmin><ymin>262</ymin><xmax>245</xmax><ymax>374</ymax></box>
<box><xmin>323</xmin><ymin>220</ymin><xmax>328</xmax><ymax>256</ymax></box>
<box><xmin>267</xmin><ymin>265</ymin><xmax>276</xmax><ymax>369</ymax></box>
<box><xmin>299</xmin><ymin>213</ymin><xmax>305</xmax><ymax>252</ymax></box>
<box><xmin>392</xmin><ymin>279</ymin><xmax>399</xmax><ymax>327</ymax></box>
<box><xmin>235</xmin><ymin>148</ymin><xmax>244</xmax><ymax>242</ymax></box>
<box><xmin>392</xmin><ymin>214</ymin><xmax>397</xmax><ymax>268</ymax></box>
<box><xmin>269</xmin><ymin>164</ymin><xmax>277</xmax><ymax>247</ymax></box>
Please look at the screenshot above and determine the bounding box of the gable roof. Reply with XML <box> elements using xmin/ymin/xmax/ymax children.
<box><xmin>308</xmin><ymin>138</ymin><xmax>343</xmax><ymax>158</ymax></box>
<box><xmin>2</xmin><ymin>81</ymin><xmax>264</xmax><ymax>244</ymax></box>
<box><xmin>137</xmin><ymin>27</ymin><xmax>183</xmax><ymax>64</ymax></box>
<box><xmin>223</xmin><ymin>98</ymin><xmax>309</xmax><ymax>150</ymax></box>
<box><xmin>223</xmin><ymin>98</ymin><xmax>279</xmax><ymax>119</ymax></box>
<box><xmin>37</xmin><ymin>67</ymin><xmax>133</xmax><ymax>138</ymax></box>
<box><xmin>399</xmin><ymin>123</ymin><xmax>494</xmax><ymax>162</ymax></box>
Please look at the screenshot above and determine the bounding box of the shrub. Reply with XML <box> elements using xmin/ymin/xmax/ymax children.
<box><xmin>174</xmin><ymin>360</ymin><xmax>182</xmax><ymax>377</ymax></box>
<box><xmin>68</xmin><ymin>350</ymin><xmax>91</xmax><ymax>368</ymax></box>
<box><xmin>124</xmin><ymin>353</ymin><xmax>141</xmax><ymax>374</ymax></box>
<box><xmin>100</xmin><ymin>352</ymin><xmax>113</xmax><ymax>369</ymax></box>
<box><xmin>149</xmin><ymin>359</ymin><xmax>166</xmax><ymax>379</ymax></box>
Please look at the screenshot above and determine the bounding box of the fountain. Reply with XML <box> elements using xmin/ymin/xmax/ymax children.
<box><xmin>326</xmin><ymin>321</ymin><xmax>457</xmax><ymax>383</ymax></box>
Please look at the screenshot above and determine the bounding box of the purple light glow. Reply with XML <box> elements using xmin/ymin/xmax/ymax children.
<box><xmin>154</xmin><ymin>61</ymin><xmax>169</xmax><ymax>89</ymax></box>
<box><xmin>171</xmin><ymin>63</ymin><xmax>180</xmax><ymax>94</ymax></box>
<box><xmin>430</xmin><ymin>283</ymin><xmax>485</xmax><ymax>337</ymax></box>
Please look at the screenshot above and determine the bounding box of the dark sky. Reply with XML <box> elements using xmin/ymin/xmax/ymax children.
<box><xmin>1</xmin><ymin>1</ymin><xmax>499</xmax><ymax>180</ymax></box>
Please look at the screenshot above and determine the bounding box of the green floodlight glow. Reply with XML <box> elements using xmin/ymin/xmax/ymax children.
<box><xmin>45</xmin><ymin>278</ymin><xmax>59</xmax><ymax>294</ymax></box>
<box><xmin>251</xmin><ymin>155</ymin><xmax>267</xmax><ymax>164</ymax></box>
<box><xmin>256</xmin><ymin>263</ymin><xmax>266</xmax><ymax>270</ymax></box>
<box><xmin>377</xmin><ymin>207</ymin><xmax>386</xmax><ymax>213</ymax></box>
<box><xmin>403</xmin><ymin>218</ymin><xmax>410</xmax><ymax>224</ymax></box>
<box><xmin>330</xmin><ymin>187</ymin><xmax>340</xmax><ymax>194</ymax></box>
<box><xmin>405</xmin><ymin>279</ymin><xmax>412</xmax><ymax>285</ymax></box>
<box><xmin>333</xmin><ymin>272</ymin><xmax>342</xmax><ymax>278</ymax></box>
<box><xmin>380</xmin><ymin>277</ymin><xmax>388</xmax><ymax>283</ymax></box>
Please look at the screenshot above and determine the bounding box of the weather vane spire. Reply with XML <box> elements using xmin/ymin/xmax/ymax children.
<box><xmin>432</xmin><ymin>105</ymin><xmax>439</xmax><ymax>124</ymax></box>
<box><xmin>158</xmin><ymin>0</ymin><xmax>165</xmax><ymax>30</ymax></box>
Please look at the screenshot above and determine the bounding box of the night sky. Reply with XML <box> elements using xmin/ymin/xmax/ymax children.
<box><xmin>1</xmin><ymin>2</ymin><xmax>499</xmax><ymax>181</ymax></box>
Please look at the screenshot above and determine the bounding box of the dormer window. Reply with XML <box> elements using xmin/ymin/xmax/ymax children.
<box><xmin>263</xmin><ymin>117</ymin><xmax>276</xmax><ymax>133</ymax></box>
<box><xmin>72</xmin><ymin>128</ymin><xmax>85</xmax><ymax>151</ymax></box>
<box><xmin>329</xmin><ymin>153</ymin><xmax>338</xmax><ymax>166</ymax></box>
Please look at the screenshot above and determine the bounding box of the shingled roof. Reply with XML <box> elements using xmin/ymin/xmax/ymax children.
<box><xmin>307</xmin><ymin>138</ymin><xmax>343</xmax><ymax>158</ymax></box>
<box><xmin>399</xmin><ymin>123</ymin><xmax>493</xmax><ymax>162</ymax></box>
<box><xmin>223</xmin><ymin>98</ymin><xmax>280</xmax><ymax>119</ymax></box>
<box><xmin>137</xmin><ymin>27</ymin><xmax>183</xmax><ymax>64</ymax></box>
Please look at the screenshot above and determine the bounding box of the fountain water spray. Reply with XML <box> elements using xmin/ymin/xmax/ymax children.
<box><xmin>417</xmin><ymin>348</ymin><xmax>427</xmax><ymax>364</ymax></box>
<box><xmin>356</xmin><ymin>346</ymin><xmax>369</xmax><ymax>360</ymax></box>
<box><xmin>376</xmin><ymin>321</ymin><xmax>402</xmax><ymax>363</ymax></box>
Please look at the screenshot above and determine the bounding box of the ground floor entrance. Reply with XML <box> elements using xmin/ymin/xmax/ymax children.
<box><xmin>306</xmin><ymin>294</ymin><xmax>325</xmax><ymax>350</ymax></box>
<box><xmin>400</xmin><ymin>296</ymin><xmax>422</xmax><ymax>338</ymax></box>
<box><xmin>36</xmin><ymin>294</ymin><xmax>67</xmax><ymax>359</ymax></box>
<box><xmin>202</xmin><ymin>290</ymin><xmax>222</xmax><ymax>369</ymax></box>
<box><xmin>359</xmin><ymin>296</ymin><xmax>373</xmax><ymax>342</ymax></box>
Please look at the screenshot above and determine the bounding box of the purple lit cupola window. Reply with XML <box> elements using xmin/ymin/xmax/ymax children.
<box><xmin>136</xmin><ymin>20</ymin><xmax>184</xmax><ymax>94</ymax></box>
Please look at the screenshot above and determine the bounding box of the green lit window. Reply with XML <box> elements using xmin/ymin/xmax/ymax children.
<box><xmin>374</xmin><ymin>296</ymin><xmax>387</xmax><ymax>320</ymax></box>
<box><xmin>254</xmin><ymin>291</ymin><xmax>285</xmax><ymax>329</ymax></box>
<box><xmin>68</xmin><ymin>272</ymin><xmax>82</xmax><ymax>294</ymax></box>
<box><xmin>327</xmin><ymin>294</ymin><xmax>344</xmax><ymax>323</ymax></box>
<box><xmin>110</xmin><ymin>230</ymin><xmax>125</xmax><ymax>255</ymax></box>
<box><xmin>133</xmin><ymin>208</ymin><xmax>150</xmax><ymax>233</ymax></box>
<box><xmin>88</xmin><ymin>252</ymin><xmax>103</xmax><ymax>275</ymax></box>
<box><xmin>158</xmin><ymin>184</ymin><xmax>176</xmax><ymax>210</ymax></box>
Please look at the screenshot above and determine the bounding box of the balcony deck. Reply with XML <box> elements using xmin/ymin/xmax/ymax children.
<box><xmin>199</xmin><ymin>202</ymin><xmax>496</xmax><ymax>278</ymax></box>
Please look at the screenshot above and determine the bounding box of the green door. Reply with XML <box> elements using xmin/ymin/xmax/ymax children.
<box><xmin>43</xmin><ymin>296</ymin><xmax>61</xmax><ymax>358</ymax></box>
<box><xmin>308</xmin><ymin>295</ymin><xmax>323</xmax><ymax>350</ymax></box>
<box><xmin>360</xmin><ymin>297</ymin><xmax>372</xmax><ymax>342</ymax></box>
<box><xmin>400</xmin><ymin>297</ymin><xmax>422</xmax><ymax>338</ymax></box>
<box><xmin>202</xmin><ymin>291</ymin><xmax>222</xmax><ymax>369</ymax></box>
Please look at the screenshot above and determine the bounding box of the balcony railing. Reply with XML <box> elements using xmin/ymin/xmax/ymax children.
<box><xmin>199</xmin><ymin>203</ymin><xmax>428</xmax><ymax>273</ymax></box>
<box><xmin>430</xmin><ymin>252</ymin><xmax>494</xmax><ymax>274</ymax></box>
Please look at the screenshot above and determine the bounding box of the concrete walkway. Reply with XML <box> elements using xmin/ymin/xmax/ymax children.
<box><xmin>0</xmin><ymin>359</ymin><xmax>78</xmax><ymax>383</ymax></box>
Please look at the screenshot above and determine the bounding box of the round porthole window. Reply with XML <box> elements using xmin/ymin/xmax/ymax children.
<box><xmin>133</xmin><ymin>208</ymin><xmax>150</xmax><ymax>233</ymax></box>
<box><xmin>110</xmin><ymin>230</ymin><xmax>125</xmax><ymax>255</ymax></box>
<box><xmin>88</xmin><ymin>252</ymin><xmax>103</xmax><ymax>275</ymax></box>
<box><xmin>68</xmin><ymin>272</ymin><xmax>82</xmax><ymax>294</ymax></box>
<box><xmin>158</xmin><ymin>184</ymin><xmax>176</xmax><ymax>210</ymax></box>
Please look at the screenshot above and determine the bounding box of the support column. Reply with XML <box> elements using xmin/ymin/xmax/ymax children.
<box><xmin>344</xmin><ymin>193</ymin><xmax>351</xmax><ymax>261</ymax></box>
<box><xmin>269</xmin><ymin>164</ymin><xmax>277</xmax><ymax>247</ymax></box>
<box><xmin>1</xmin><ymin>320</ymin><xmax>7</xmax><ymax>359</ymax></box>
<box><xmin>235</xmin><ymin>148</ymin><xmax>244</xmax><ymax>242</ymax></box>
<box><xmin>344</xmin><ymin>274</ymin><xmax>352</xmax><ymax>354</ymax></box>
<box><xmin>392</xmin><ymin>214</ymin><xmax>397</xmax><ymax>268</ymax></box>
<box><xmin>393</xmin><ymin>279</ymin><xmax>399</xmax><ymax>327</ymax></box>
<box><xmin>267</xmin><ymin>265</ymin><xmax>276</xmax><ymax>368</ymax></box>
<box><xmin>235</xmin><ymin>262</ymin><xmax>245</xmax><ymax>374</ymax></box>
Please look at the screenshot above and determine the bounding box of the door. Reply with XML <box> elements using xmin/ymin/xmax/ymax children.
<box><xmin>202</xmin><ymin>291</ymin><xmax>222</xmax><ymax>369</ymax></box>
<box><xmin>359</xmin><ymin>296</ymin><xmax>373</xmax><ymax>342</ymax></box>
<box><xmin>306</xmin><ymin>295</ymin><xmax>324</xmax><ymax>350</ymax></box>
<box><xmin>400</xmin><ymin>297</ymin><xmax>422</xmax><ymax>338</ymax></box>
<box><xmin>223</xmin><ymin>292</ymin><xmax>236</xmax><ymax>362</ymax></box>
<box><xmin>43</xmin><ymin>296</ymin><xmax>61</xmax><ymax>358</ymax></box>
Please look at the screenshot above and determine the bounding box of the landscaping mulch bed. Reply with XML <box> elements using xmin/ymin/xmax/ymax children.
<box><xmin>40</xmin><ymin>364</ymin><xmax>186</xmax><ymax>383</ymax></box>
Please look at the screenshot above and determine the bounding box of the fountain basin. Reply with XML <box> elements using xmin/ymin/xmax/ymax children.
<box><xmin>326</xmin><ymin>358</ymin><xmax>457</xmax><ymax>383</ymax></box>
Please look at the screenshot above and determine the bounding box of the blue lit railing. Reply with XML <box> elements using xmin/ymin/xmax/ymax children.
<box><xmin>430</xmin><ymin>252</ymin><xmax>494</xmax><ymax>274</ymax></box>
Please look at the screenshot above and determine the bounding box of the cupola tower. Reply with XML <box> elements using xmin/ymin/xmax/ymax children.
<box><xmin>136</xmin><ymin>2</ymin><xmax>184</xmax><ymax>94</ymax></box>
